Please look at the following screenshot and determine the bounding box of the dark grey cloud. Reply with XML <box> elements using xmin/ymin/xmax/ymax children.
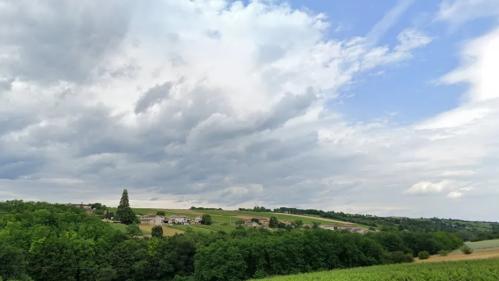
<box><xmin>0</xmin><ymin>0</ymin><xmax>133</xmax><ymax>84</ymax></box>
<box><xmin>135</xmin><ymin>82</ymin><xmax>173</xmax><ymax>114</ymax></box>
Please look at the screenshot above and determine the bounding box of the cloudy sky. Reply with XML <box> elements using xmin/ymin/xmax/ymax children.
<box><xmin>1</xmin><ymin>0</ymin><xmax>499</xmax><ymax>221</ymax></box>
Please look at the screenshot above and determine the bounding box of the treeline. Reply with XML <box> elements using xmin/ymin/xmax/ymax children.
<box><xmin>274</xmin><ymin>207</ymin><xmax>499</xmax><ymax>241</ymax></box>
<box><xmin>189</xmin><ymin>206</ymin><xmax>223</xmax><ymax>211</ymax></box>
<box><xmin>195</xmin><ymin>228</ymin><xmax>462</xmax><ymax>281</ymax></box>
<box><xmin>0</xmin><ymin>201</ymin><xmax>464</xmax><ymax>281</ymax></box>
<box><xmin>238</xmin><ymin>206</ymin><xmax>272</xmax><ymax>212</ymax></box>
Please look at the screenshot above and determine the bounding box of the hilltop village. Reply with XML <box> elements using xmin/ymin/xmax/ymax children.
<box><xmin>72</xmin><ymin>199</ymin><xmax>368</xmax><ymax>235</ymax></box>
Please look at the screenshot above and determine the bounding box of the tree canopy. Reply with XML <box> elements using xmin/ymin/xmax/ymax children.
<box><xmin>115</xmin><ymin>189</ymin><xmax>138</xmax><ymax>224</ymax></box>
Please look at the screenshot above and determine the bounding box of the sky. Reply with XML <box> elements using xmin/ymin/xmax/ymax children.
<box><xmin>1</xmin><ymin>0</ymin><xmax>499</xmax><ymax>221</ymax></box>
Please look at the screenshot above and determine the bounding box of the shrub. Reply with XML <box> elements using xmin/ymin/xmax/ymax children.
<box><xmin>418</xmin><ymin>251</ymin><xmax>430</xmax><ymax>260</ymax></box>
<box><xmin>201</xmin><ymin>214</ymin><xmax>212</xmax><ymax>225</ymax></box>
<box><xmin>387</xmin><ymin>251</ymin><xmax>414</xmax><ymax>263</ymax></box>
<box><xmin>126</xmin><ymin>224</ymin><xmax>142</xmax><ymax>237</ymax></box>
<box><xmin>151</xmin><ymin>225</ymin><xmax>163</xmax><ymax>238</ymax></box>
<box><xmin>461</xmin><ymin>245</ymin><xmax>473</xmax><ymax>255</ymax></box>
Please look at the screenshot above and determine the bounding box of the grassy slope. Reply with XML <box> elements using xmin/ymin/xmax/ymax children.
<box><xmin>128</xmin><ymin>208</ymin><xmax>365</xmax><ymax>236</ymax></box>
<box><xmin>256</xmin><ymin>258</ymin><xmax>499</xmax><ymax>281</ymax></box>
<box><xmin>416</xmin><ymin>238</ymin><xmax>499</xmax><ymax>263</ymax></box>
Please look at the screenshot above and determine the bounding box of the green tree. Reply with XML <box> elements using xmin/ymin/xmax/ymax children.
<box><xmin>116</xmin><ymin>189</ymin><xmax>138</xmax><ymax>224</ymax></box>
<box><xmin>151</xmin><ymin>225</ymin><xmax>164</xmax><ymax>238</ymax></box>
<box><xmin>195</xmin><ymin>241</ymin><xmax>246</xmax><ymax>281</ymax></box>
<box><xmin>0</xmin><ymin>243</ymin><xmax>27</xmax><ymax>280</ymax></box>
<box><xmin>126</xmin><ymin>224</ymin><xmax>142</xmax><ymax>237</ymax></box>
<box><xmin>156</xmin><ymin>210</ymin><xmax>166</xmax><ymax>216</ymax></box>
<box><xmin>108</xmin><ymin>240</ymin><xmax>149</xmax><ymax>281</ymax></box>
<box><xmin>201</xmin><ymin>214</ymin><xmax>212</xmax><ymax>225</ymax></box>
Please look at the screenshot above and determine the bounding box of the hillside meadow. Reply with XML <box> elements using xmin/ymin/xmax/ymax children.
<box><xmin>416</xmin><ymin>238</ymin><xmax>499</xmax><ymax>263</ymax></box>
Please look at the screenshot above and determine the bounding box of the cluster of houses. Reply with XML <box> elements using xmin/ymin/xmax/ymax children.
<box><xmin>71</xmin><ymin>202</ymin><xmax>368</xmax><ymax>234</ymax></box>
<box><xmin>139</xmin><ymin>215</ymin><xmax>203</xmax><ymax>226</ymax></box>
<box><xmin>70</xmin><ymin>203</ymin><xmax>94</xmax><ymax>214</ymax></box>
<box><xmin>320</xmin><ymin>225</ymin><xmax>368</xmax><ymax>234</ymax></box>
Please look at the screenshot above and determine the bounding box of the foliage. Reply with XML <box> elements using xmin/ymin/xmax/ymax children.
<box><xmin>0</xmin><ymin>201</ymin><xmax>469</xmax><ymax>281</ymax></box>
<box><xmin>418</xmin><ymin>251</ymin><xmax>430</xmax><ymax>260</ymax></box>
<box><xmin>190</xmin><ymin>207</ymin><xmax>223</xmax><ymax>211</ymax></box>
<box><xmin>269</xmin><ymin>216</ymin><xmax>279</xmax><ymax>228</ymax></box>
<box><xmin>152</xmin><ymin>225</ymin><xmax>164</xmax><ymax>238</ymax></box>
<box><xmin>201</xmin><ymin>214</ymin><xmax>212</xmax><ymax>225</ymax></box>
<box><xmin>115</xmin><ymin>189</ymin><xmax>138</xmax><ymax>225</ymax></box>
<box><xmin>239</xmin><ymin>206</ymin><xmax>272</xmax><ymax>212</ymax></box>
<box><xmin>126</xmin><ymin>224</ymin><xmax>142</xmax><ymax>237</ymax></box>
<box><xmin>274</xmin><ymin>207</ymin><xmax>499</xmax><ymax>241</ymax></box>
<box><xmin>461</xmin><ymin>245</ymin><xmax>473</xmax><ymax>255</ymax></box>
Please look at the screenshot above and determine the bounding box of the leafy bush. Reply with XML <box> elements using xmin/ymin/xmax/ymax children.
<box><xmin>461</xmin><ymin>245</ymin><xmax>474</xmax><ymax>255</ymax></box>
<box><xmin>386</xmin><ymin>251</ymin><xmax>414</xmax><ymax>263</ymax></box>
<box><xmin>152</xmin><ymin>225</ymin><xmax>164</xmax><ymax>238</ymax></box>
<box><xmin>126</xmin><ymin>224</ymin><xmax>142</xmax><ymax>237</ymax></box>
<box><xmin>201</xmin><ymin>214</ymin><xmax>213</xmax><ymax>225</ymax></box>
<box><xmin>418</xmin><ymin>251</ymin><xmax>430</xmax><ymax>260</ymax></box>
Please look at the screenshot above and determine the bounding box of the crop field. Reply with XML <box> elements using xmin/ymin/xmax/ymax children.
<box><xmin>257</xmin><ymin>258</ymin><xmax>499</xmax><ymax>281</ymax></box>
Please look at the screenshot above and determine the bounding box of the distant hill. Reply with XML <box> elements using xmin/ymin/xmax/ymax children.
<box><xmin>273</xmin><ymin>207</ymin><xmax>499</xmax><ymax>241</ymax></box>
<box><xmin>102</xmin><ymin>205</ymin><xmax>499</xmax><ymax>240</ymax></box>
<box><xmin>129</xmin><ymin>207</ymin><xmax>367</xmax><ymax>236</ymax></box>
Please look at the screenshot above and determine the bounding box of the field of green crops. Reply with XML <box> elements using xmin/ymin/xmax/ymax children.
<box><xmin>257</xmin><ymin>258</ymin><xmax>499</xmax><ymax>281</ymax></box>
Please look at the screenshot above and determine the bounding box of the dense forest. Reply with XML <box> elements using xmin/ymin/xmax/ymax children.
<box><xmin>274</xmin><ymin>207</ymin><xmax>499</xmax><ymax>241</ymax></box>
<box><xmin>0</xmin><ymin>201</ymin><xmax>466</xmax><ymax>281</ymax></box>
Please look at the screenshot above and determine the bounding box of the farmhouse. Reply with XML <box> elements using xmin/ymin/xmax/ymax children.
<box><xmin>140</xmin><ymin>215</ymin><xmax>165</xmax><ymax>226</ymax></box>
<box><xmin>70</xmin><ymin>203</ymin><xmax>94</xmax><ymax>214</ymax></box>
<box><xmin>168</xmin><ymin>215</ymin><xmax>189</xmax><ymax>225</ymax></box>
<box><xmin>320</xmin><ymin>225</ymin><xmax>367</xmax><ymax>234</ymax></box>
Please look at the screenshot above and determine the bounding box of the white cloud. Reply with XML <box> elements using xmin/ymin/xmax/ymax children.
<box><xmin>406</xmin><ymin>180</ymin><xmax>473</xmax><ymax>199</ymax></box>
<box><xmin>367</xmin><ymin>0</ymin><xmax>416</xmax><ymax>44</ymax></box>
<box><xmin>1</xmin><ymin>0</ymin><xmax>499</xmax><ymax>220</ymax></box>
<box><xmin>407</xmin><ymin>180</ymin><xmax>451</xmax><ymax>194</ymax></box>
<box><xmin>437</xmin><ymin>0</ymin><xmax>499</xmax><ymax>26</ymax></box>
<box><xmin>0</xmin><ymin>0</ymin><xmax>430</xmax><ymax>209</ymax></box>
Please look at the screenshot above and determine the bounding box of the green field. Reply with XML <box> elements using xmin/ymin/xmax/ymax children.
<box><xmin>256</xmin><ymin>258</ymin><xmax>499</xmax><ymax>281</ymax></box>
<box><xmin>125</xmin><ymin>208</ymin><xmax>364</xmax><ymax>235</ymax></box>
<box><xmin>466</xmin><ymin>238</ymin><xmax>499</xmax><ymax>250</ymax></box>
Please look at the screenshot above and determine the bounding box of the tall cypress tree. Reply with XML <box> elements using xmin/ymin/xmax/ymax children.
<box><xmin>116</xmin><ymin>189</ymin><xmax>138</xmax><ymax>224</ymax></box>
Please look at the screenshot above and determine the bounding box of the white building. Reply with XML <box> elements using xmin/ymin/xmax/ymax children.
<box><xmin>140</xmin><ymin>215</ymin><xmax>165</xmax><ymax>226</ymax></box>
<box><xmin>169</xmin><ymin>215</ymin><xmax>189</xmax><ymax>225</ymax></box>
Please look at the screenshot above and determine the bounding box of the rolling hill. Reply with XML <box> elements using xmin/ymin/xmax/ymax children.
<box><xmin>127</xmin><ymin>207</ymin><xmax>367</xmax><ymax>236</ymax></box>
